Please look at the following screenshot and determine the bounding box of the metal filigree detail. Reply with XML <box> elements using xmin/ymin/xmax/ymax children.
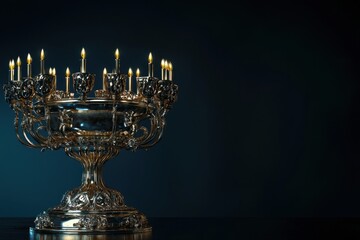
<box><xmin>120</xmin><ymin>214</ymin><xmax>144</xmax><ymax>229</ymax></box>
<box><xmin>34</xmin><ymin>212</ymin><xmax>54</xmax><ymax>229</ymax></box>
<box><xmin>140</xmin><ymin>77</ymin><xmax>158</xmax><ymax>98</ymax></box>
<box><xmin>73</xmin><ymin>215</ymin><xmax>108</xmax><ymax>230</ymax></box>
<box><xmin>73</xmin><ymin>72</ymin><xmax>95</xmax><ymax>98</ymax></box>
<box><xmin>56</xmin><ymin>188</ymin><xmax>124</xmax><ymax>211</ymax></box>
<box><xmin>107</xmin><ymin>73</ymin><xmax>126</xmax><ymax>95</ymax></box>
<box><xmin>35</xmin><ymin>74</ymin><xmax>54</xmax><ymax>97</ymax></box>
<box><xmin>20</xmin><ymin>78</ymin><xmax>34</xmax><ymax>99</ymax></box>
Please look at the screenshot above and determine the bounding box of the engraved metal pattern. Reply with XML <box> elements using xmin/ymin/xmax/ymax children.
<box><xmin>107</xmin><ymin>73</ymin><xmax>126</xmax><ymax>95</ymax></box>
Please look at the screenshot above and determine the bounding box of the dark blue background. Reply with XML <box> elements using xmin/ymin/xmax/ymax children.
<box><xmin>0</xmin><ymin>0</ymin><xmax>359</xmax><ymax>217</ymax></box>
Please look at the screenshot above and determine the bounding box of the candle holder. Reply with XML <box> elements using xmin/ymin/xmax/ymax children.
<box><xmin>2</xmin><ymin>50</ymin><xmax>178</xmax><ymax>234</ymax></box>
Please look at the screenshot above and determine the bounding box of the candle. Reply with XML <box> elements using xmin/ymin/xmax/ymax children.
<box><xmin>81</xmin><ymin>48</ymin><xmax>86</xmax><ymax>73</ymax></box>
<box><xmin>9</xmin><ymin>60</ymin><xmax>15</xmax><ymax>81</ymax></box>
<box><xmin>128</xmin><ymin>68</ymin><xmax>133</xmax><ymax>92</ymax></box>
<box><xmin>40</xmin><ymin>49</ymin><xmax>45</xmax><ymax>74</ymax></box>
<box><xmin>11</xmin><ymin>60</ymin><xmax>15</xmax><ymax>81</ymax></box>
<box><xmin>27</xmin><ymin>53</ymin><xmax>32</xmax><ymax>78</ymax></box>
<box><xmin>136</xmin><ymin>68</ymin><xmax>140</xmax><ymax>95</ymax></box>
<box><xmin>161</xmin><ymin>59</ymin><xmax>165</xmax><ymax>80</ymax></box>
<box><xmin>115</xmin><ymin>48</ymin><xmax>120</xmax><ymax>73</ymax></box>
<box><xmin>65</xmin><ymin>67</ymin><xmax>70</xmax><ymax>94</ymax></box>
<box><xmin>16</xmin><ymin>57</ymin><xmax>21</xmax><ymax>81</ymax></box>
<box><xmin>103</xmin><ymin>67</ymin><xmax>107</xmax><ymax>91</ymax></box>
<box><xmin>53</xmin><ymin>68</ymin><xmax>57</xmax><ymax>90</ymax></box>
<box><xmin>169</xmin><ymin>62</ymin><xmax>173</xmax><ymax>81</ymax></box>
<box><xmin>164</xmin><ymin>60</ymin><xmax>168</xmax><ymax>80</ymax></box>
<box><xmin>148</xmin><ymin>52</ymin><xmax>153</xmax><ymax>77</ymax></box>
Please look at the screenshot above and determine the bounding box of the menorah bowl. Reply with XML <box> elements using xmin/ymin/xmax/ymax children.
<box><xmin>48</xmin><ymin>99</ymin><xmax>148</xmax><ymax>134</ymax></box>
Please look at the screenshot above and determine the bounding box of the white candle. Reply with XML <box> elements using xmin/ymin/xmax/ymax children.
<box><xmin>40</xmin><ymin>49</ymin><xmax>45</xmax><ymax>74</ymax></box>
<box><xmin>9</xmin><ymin>60</ymin><xmax>14</xmax><ymax>81</ymax></box>
<box><xmin>164</xmin><ymin>60</ymin><xmax>168</xmax><ymax>80</ymax></box>
<box><xmin>128</xmin><ymin>68</ymin><xmax>133</xmax><ymax>92</ymax></box>
<box><xmin>81</xmin><ymin>48</ymin><xmax>86</xmax><ymax>73</ymax></box>
<box><xmin>169</xmin><ymin>62</ymin><xmax>173</xmax><ymax>81</ymax></box>
<box><xmin>66</xmin><ymin>67</ymin><xmax>70</xmax><ymax>94</ymax></box>
<box><xmin>161</xmin><ymin>59</ymin><xmax>165</xmax><ymax>80</ymax></box>
<box><xmin>136</xmin><ymin>68</ymin><xmax>140</xmax><ymax>95</ymax></box>
<box><xmin>115</xmin><ymin>48</ymin><xmax>120</xmax><ymax>73</ymax></box>
<box><xmin>27</xmin><ymin>53</ymin><xmax>32</xmax><ymax>78</ymax></box>
<box><xmin>16</xmin><ymin>57</ymin><xmax>21</xmax><ymax>81</ymax></box>
<box><xmin>148</xmin><ymin>52</ymin><xmax>153</xmax><ymax>77</ymax></box>
<box><xmin>103</xmin><ymin>67</ymin><xmax>107</xmax><ymax>91</ymax></box>
<box><xmin>53</xmin><ymin>68</ymin><xmax>57</xmax><ymax>90</ymax></box>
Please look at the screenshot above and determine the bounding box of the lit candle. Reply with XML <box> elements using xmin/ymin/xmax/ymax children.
<box><xmin>103</xmin><ymin>67</ymin><xmax>107</xmax><ymax>91</ymax></box>
<box><xmin>65</xmin><ymin>67</ymin><xmax>70</xmax><ymax>94</ymax></box>
<box><xmin>9</xmin><ymin>60</ymin><xmax>14</xmax><ymax>81</ymax></box>
<box><xmin>53</xmin><ymin>68</ymin><xmax>57</xmax><ymax>90</ymax></box>
<box><xmin>161</xmin><ymin>59</ymin><xmax>165</xmax><ymax>80</ymax></box>
<box><xmin>169</xmin><ymin>62</ymin><xmax>173</xmax><ymax>81</ymax></box>
<box><xmin>81</xmin><ymin>48</ymin><xmax>86</xmax><ymax>73</ymax></box>
<box><xmin>16</xmin><ymin>57</ymin><xmax>21</xmax><ymax>81</ymax></box>
<box><xmin>27</xmin><ymin>53</ymin><xmax>32</xmax><ymax>78</ymax></box>
<box><xmin>128</xmin><ymin>68</ymin><xmax>133</xmax><ymax>92</ymax></box>
<box><xmin>11</xmin><ymin>60</ymin><xmax>15</xmax><ymax>81</ymax></box>
<box><xmin>115</xmin><ymin>48</ymin><xmax>120</xmax><ymax>73</ymax></box>
<box><xmin>164</xmin><ymin>60</ymin><xmax>168</xmax><ymax>80</ymax></box>
<box><xmin>136</xmin><ymin>68</ymin><xmax>140</xmax><ymax>94</ymax></box>
<box><xmin>148</xmin><ymin>52</ymin><xmax>153</xmax><ymax>77</ymax></box>
<box><xmin>40</xmin><ymin>49</ymin><xmax>45</xmax><ymax>74</ymax></box>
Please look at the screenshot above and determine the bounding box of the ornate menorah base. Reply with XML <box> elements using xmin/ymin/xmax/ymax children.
<box><xmin>32</xmin><ymin>208</ymin><xmax>151</xmax><ymax>233</ymax></box>
<box><xmin>31</xmin><ymin>146</ymin><xmax>152</xmax><ymax>233</ymax></box>
<box><xmin>32</xmin><ymin>186</ymin><xmax>151</xmax><ymax>233</ymax></box>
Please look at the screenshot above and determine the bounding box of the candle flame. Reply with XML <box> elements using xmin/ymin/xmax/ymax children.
<box><xmin>81</xmin><ymin>48</ymin><xmax>86</xmax><ymax>59</ymax></box>
<box><xmin>148</xmin><ymin>52</ymin><xmax>153</xmax><ymax>63</ymax></box>
<box><xmin>11</xmin><ymin>60</ymin><xmax>15</xmax><ymax>69</ymax></box>
<box><xmin>161</xmin><ymin>59</ymin><xmax>165</xmax><ymax>68</ymax></box>
<box><xmin>53</xmin><ymin>68</ymin><xmax>56</xmax><ymax>76</ymax></box>
<box><xmin>103</xmin><ymin>67</ymin><xmax>108</xmax><ymax>75</ymax></box>
<box><xmin>49</xmin><ymin>68</ymin><xmax>53</xmax><ymax>75</ymax></box>
<box><xmin>136</xmin><ymin>68</ymin><xmax>140</xmax><ymax>77</ymax></box>
<box><xmin>40</xmin><ymin>49</ymin><xmax>45</xmax><ymax>60</ymax></box>
<box><xmin>27</xmin><ymin>53</ymin><xmax>32</xmax><ymax>64</ymax></box>
<box><xmin>169</xmin><ymin>62</ymin><xmax>173</xmax><ymax>71</ymax></box>
<box><xmin>9</xmin><ymin>60</ymin><xmax>12</xmax><ymax>70</ymax></box>
<box><xmin>128</xmin><ymin>68</ymin><xmax>133</xmax><ymax>77</ymax></box>
<box><xmin>164</xmin><ymin>60</ymin><xmax>169</xmax><ymax>70</ymax></box>
<box><xmin>66</xmin><ymin>67</ymin><xmax>70</xmax><ymax>77</ymax></box>
<box><xmin>16</xmin><ymin>57</ymin><xmax>21</xmax><ymax>66</ymax></box>
<box><xmin>115</xmin><ymin>49</ymin><xmax>120</xmax><ymax>60</ymax></box>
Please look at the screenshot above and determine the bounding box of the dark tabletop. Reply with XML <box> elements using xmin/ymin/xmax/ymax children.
<box><xmin>1</xmin><ymin>218</ymin><xmax>360</xmax><ymax>240</ymax></box>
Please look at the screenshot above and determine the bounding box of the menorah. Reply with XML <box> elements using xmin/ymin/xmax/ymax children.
<box><xmin>3</xmin><ymin>48</ymin><xmax>178</xmax><ymax>233</ymax></box>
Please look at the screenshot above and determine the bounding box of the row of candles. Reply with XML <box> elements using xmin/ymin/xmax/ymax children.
<box><xmin>8</xmin><ymin>48</ymin><xmax>174</xmax><ymax>93</ymax></box>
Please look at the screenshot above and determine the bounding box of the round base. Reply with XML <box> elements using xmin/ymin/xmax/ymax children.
<box><xmin>32</xmin><ymin>207</ymin><xmax>151</xmax><ymax>234</ymax></box>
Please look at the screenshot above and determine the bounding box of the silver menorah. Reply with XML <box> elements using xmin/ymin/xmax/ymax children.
<box><xmin>3</xmin><ymin>48</ymin><xmax>178</xmax><ymax>233</ymax></box>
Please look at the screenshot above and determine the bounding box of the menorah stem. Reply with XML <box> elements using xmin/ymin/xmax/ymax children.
<box><xmin>81</xmin><ymin>162</ymin><xmax>105</xmax><ymax>187</ymax></box>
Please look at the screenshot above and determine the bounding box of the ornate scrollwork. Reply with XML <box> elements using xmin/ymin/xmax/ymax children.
<box><xmin>34</xmin><ymin>212</ymin><xmax>54</xmax><ymax>229</ymax></box>
<box><xmin>73</xmin><ymin>215</ymin><xmax>108</xmax><ymax>230</ymax></box>
<box><xmin>35</xmin><ymin>74</ymin><xmax>54</xmax><ymax>97</ymax></box>
<box><xmin>141</xmin><ymin>77</ymin><xmax>158</xmax><ymax>98</ymax></box>
<box><xmin>107</xmin><ymin>73</ymin><xmax>126</xmax><ymax>95</ymax></box>
<box><xmin>73</xmin><ymin>72</ymin><xmax>95</xmax><ymax>98</ymax></box>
